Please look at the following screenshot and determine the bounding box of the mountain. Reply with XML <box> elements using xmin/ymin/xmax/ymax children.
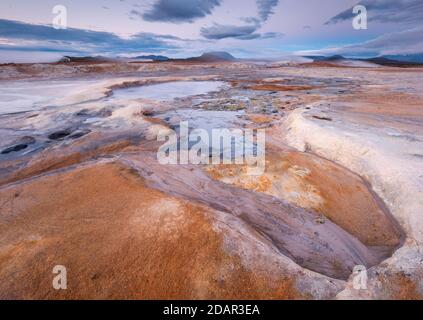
<box><xmin>133</xmin><ymin>55</ymin><xmax>169</xmax><ymax>61</ymax></box>
<box><xmin>58</xmin><ymin>56</ymin><xmax>115</xmax><ymax>63</ymax></box>
<box><xmin>57</xmin><ymin>52</ymin><xmax>238</xmax><ymax>64</ymax></box>
<box><xmin>323</xmin><ymin>55</ymin><xmax>346</xmax><ymax>61</ymax></box>
<box><xmin>381</xmin><ymin>54</ymin><xmax>423</xmax><ymax>64</ymax></box>
<box><xmin>303</xmin><ymin>55</ymin><xmax>346</xmax><ymax>62</ymax></box>
<box><xmin>361</xmin><ymin>57</ymin><xmax>421</xmax><ymax>67</ymax></box>
<box><xmin>187</xmin><ymin>51</ymin><xmax>237</xmax><ymax>62</ymax></box>
<box><xmin>303</xmin><ymin>54</ymin><xmax>422</xmax><ymax>67</ymax></box>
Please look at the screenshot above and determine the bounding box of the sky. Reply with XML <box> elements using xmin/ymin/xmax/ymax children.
<box><xmin>0</xmin><ymin>0</ymin><xmax>422</xmax><ymax>62</ymax></box>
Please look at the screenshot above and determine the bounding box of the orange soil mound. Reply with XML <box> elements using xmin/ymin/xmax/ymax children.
<box><xmin>0</xmin><ymin>136</ymin><xmax>135</xmax><ymax>187</ymax></box>
<box><xmin>206</xmin><ymin>148</ymin><xmax>402</xmax><ymax>248</ymax></box>
<box><xmin>342</xmin><ymin>90</ymin><xmax>423</xmax><ymax>119</ymax></box>
<box><xmin>246</xmin><ymin>114</ymin><xmax>277</xmax><ymax>124</ymax></box>
<box><xmin>0</xmin><ymin>162</ymin><xmax>303</xmax><ymax>299</ymax></box>
<box><xmin>385</xmin><ymin>273</ymin><xmax>423</xmax><ymax>300</ymax></box>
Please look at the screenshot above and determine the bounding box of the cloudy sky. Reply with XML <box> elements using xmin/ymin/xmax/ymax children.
<box><xmin>0</xmin><ymin>0</ymin><xmax>422</xmax><ymax>62</ymax></box>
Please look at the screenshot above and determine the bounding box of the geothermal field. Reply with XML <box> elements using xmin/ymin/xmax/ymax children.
<box><xmin>0</xmin><ymin>58</ymin><xmax>422</xmax><ymax>299</ymax></box>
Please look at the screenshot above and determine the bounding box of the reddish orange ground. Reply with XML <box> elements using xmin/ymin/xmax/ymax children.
<box><xmin>0</xmin><ymin>162</ymin><xmax>304</xmax><ymax>299</ymax></box>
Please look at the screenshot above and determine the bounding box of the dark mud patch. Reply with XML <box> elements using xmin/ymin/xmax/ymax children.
<box><xmin>48</xmin><ymin>130</ymin><xmax>73</xmax><ymax>140</ymax></box>
<box><xmin>141</xmin><ymin>110</ymin><xmax>155</xmax><ymax>117</ymax></box>
<box><xmin>48</xmin><ymin>128</ymin><xmax>91</xmax><ymax>141</ymax></box>
<box><xmin>1</xmin><ymin>144</ymin><xmax>28</xmax><ymax>154</ymax></box>
<box><xmin>313</xmin><ymin>115</ymin><xmax>333</xmax><ymax>121</ymax></box>
<box><xmin>1</xmin><ymin>136</ymin><xmax>36</xmax><ymax>155</ymax></box>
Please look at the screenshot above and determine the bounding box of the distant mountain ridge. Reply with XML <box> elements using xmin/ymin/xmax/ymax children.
<box><xmin>56</xmin><ymin>52</ymin><xmax>423</xmax><ymax>66</ymax></box>
<box><xmin>58</xmin><ymin>51</ymin><xmax>238</xmax><ymax>64</ymax></box>
<box><xmin>58</xmin><ymin>56</ymin><xmax>116</xmax><ymax>63</ymax></box>
<box><xmin>303</xmin><ymin>54</ymin><xmax>423</xmax><ymax>67</ymax></box>
<box><xmin>133</xmin><ymin>55</ymin><xmax>169</xmax><ymax>61</ymax></box>
<box><xmin>382</xmin><ymin>54</ymin><xmax>423</xmax><ymax>63</ymax></box>
<box><xmin>186</xmin><ymin>51</ymin><xmax>237</xmax><ymax>62</ymax></box>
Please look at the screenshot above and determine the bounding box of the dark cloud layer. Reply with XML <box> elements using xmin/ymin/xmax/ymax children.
<box><xmin>142</xmin><ymin>0</ymin><xmax>222</xmax><ymax>23</ymax></box>
<box><xmin>200</xmin><ymin>22</ymin><xmax>283</xmax><ymax>40</ymax></box>
<box><xmin>200</xmin><ymin>23</ymin><xmax>259</xmax><ymax>40</ymax></box>
<box><xmin>326</xmin><ymin>0</ymin><xmax>423</xmax><ymax>25</ymax></box>
<box><xmin>256</xmin><ymin>0</ymin><xmax>280</xmax><ymax>22</ymax></box>
<box><xmin>200</xmin><ymin>0</ymin><xmax>280</xmax><ymax>40</ymax></box>
<box><xmin>0</xmin><ymin>19</ymin><xmax>178</xmax><ymax>54</ymax></box>
<box><xmin>308</xmin><ymin>26</ymin><xmax>423</xmax><ymax>56</ymax></box>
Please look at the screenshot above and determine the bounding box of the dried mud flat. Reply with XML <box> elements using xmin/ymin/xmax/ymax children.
<box><xmin>0</xmin><ymin>61</ymin><xmax>422</xmax><ymax>299</ymax></box>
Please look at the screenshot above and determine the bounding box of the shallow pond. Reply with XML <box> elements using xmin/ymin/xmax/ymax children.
<box><xmin>112</xmin><ymin>81</ymin><xmax>227</xmax><ymax>101</ymax></box>
<box><xmin>157</xmin><ymin>109</ymin><xmax>262</xmax><ymax>160</ymax></box>
<box><xmin>0</xmin><ymin>80</ymin><xmax>97</xmax><ymax>115</ymax></box>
